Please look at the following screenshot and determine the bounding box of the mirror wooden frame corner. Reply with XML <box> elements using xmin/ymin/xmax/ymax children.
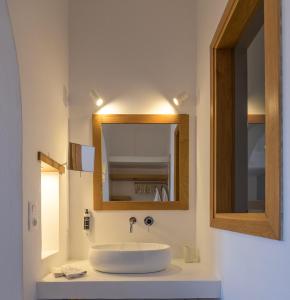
<box><xmin>210</xmin><ymin>0</ymin><xmax>281</xmax><ymax>239</ymax></box>
<box><xmin>92</xmin><ymin>114</ymin><xmax>189</xmax><ymax>211</ymax></box>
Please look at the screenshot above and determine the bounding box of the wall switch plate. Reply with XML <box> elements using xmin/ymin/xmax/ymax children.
<box><xmin>28</xmin><ymin>202</ymin><xmax>38</xmax><ymax>231</ymax></box>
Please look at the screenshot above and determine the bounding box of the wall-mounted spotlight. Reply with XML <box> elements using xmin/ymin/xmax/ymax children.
<box><xmin>90</xmin><ymin>89</ymin><xmax>104</xmax><ymax>107</ymax></box>
<box><xmin>172</xmin><ymin>92</ymin><xmax>189</xmax><ymax>107</ymax></box>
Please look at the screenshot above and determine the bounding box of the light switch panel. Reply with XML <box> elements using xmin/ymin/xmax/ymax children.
<box><xmin>28</xmin><ymin>201</ymin><xmax>38</xmax><ymax>231</ymax></box>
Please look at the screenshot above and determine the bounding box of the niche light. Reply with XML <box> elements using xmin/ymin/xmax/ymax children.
<box><xmin>172</xmin><ymin>92</ymin><xmax>189</xmax><ymax>107</ymax></box>
<box><xmin>90</xmin><ymin>90</ymin><xmax>104</xmax><ymax>107</ymax></box>
<box><xmin>41</xmin><ymin>172</ymin><xmax>60</xmax><ymax>259</ymax></box>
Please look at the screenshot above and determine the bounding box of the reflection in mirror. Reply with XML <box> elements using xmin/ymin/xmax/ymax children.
<box><xmin>69</xmin><ymin>142</ymin><xmax>95</xmax><ymax>172</ymax></box>
<box><xmin>101</xmin><ymin>124</ymin><xmax>179</xmax><ymax>202</ymax></box>
<box><xmin>233</xmin><ymin>2</ymin><xmax>265</xmax><ymax>213</ymax></box>
<box><xmin>247</xmin><ymin>17</ymin><xmax>265</xmax><ymax>213</ymax></box>
<box><xmin>248</xmin><ymin>121</ymin><xmax>265</xmax><ymax>212</ymax></box>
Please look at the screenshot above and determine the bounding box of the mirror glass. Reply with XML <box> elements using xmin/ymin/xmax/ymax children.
<box><xmin>101</xmin><ymin>124</ymin><xmax>179</xmax><ymax>202</ymax></box>
<box><xmin>69</xmin><ymin>143</ymin><xmax>95</xmax><ymax>172</ymax></box>
<box><xmin>247</xmin><ymin>122</ymin><xmax>265</xmax><ymax>212</ymax></box>
<box><xmin>234</xmin><ymin>3</ymin><xmax>265</xmax><ymax>213</ymax></box>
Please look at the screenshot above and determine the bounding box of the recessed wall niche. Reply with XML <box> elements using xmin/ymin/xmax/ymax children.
<box><xmin>38</xmin><ymin>152</ymin><xmax>64</xmax><ymax>259</ymax></box>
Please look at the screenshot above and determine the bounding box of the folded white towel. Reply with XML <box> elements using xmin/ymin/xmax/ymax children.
<box><xmin>62</xmin><ymin>266</ymin><xmax>87</xmax><ymax>279</ymax></box>
<box><xmin>52</xmin><ymin>265</ymin><xmax>87</xmax><ymax>279</ymax></box>
<box><xmin>51</xmin><ymin>267</ymin><xmax>64</xmax><ymax>278</ymax></box>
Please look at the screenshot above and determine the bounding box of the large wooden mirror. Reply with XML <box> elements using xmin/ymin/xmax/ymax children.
<box><xmin>210</xmin><ymin>0</ymin><xmax>281</xmax><ymax>239</ymax></box>
<box><xmin>92</xmin><ymin>114</ymin><xmax>189</xmax><ymax>210</ymax></box>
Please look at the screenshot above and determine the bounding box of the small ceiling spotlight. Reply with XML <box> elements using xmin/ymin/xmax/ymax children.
<box><xmin>90</xmin><ymin>89</ymin><xmax>104</xmax><ymax>107</ymax></box>
<box><xmin>172</xmin><ymin>92</ymin><xmax>189</xmax><ymax>107</ymax></box>
<box><xmin>96</xmin><ymin>98</ymin><xmax>104</xmax><ymax>107</ymax></box>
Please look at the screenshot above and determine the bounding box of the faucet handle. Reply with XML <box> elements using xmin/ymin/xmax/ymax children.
<box><xmin>129</xmin><ymin>217</ymin><xmax>137</xmax><ymax>233</ymax></box>
<box><xmin>129</xmin><ymin>217</ymin><xmax>137</xmax><ymax>224</ymax></box>
<box><xmin>144</xmin><ymin>216</ymin><xmax>154</xmax><ymax>231</ymax></box>
<box><xmin>144</xmin><ymin>216</ymin><xmax>154</xmax><ymax>226</ymax></box>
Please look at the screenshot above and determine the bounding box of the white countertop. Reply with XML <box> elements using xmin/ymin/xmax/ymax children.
<box><xmin>37</xmin><ymin>259</ymin><xmax>221</xmax><ymax>299</ymax></box>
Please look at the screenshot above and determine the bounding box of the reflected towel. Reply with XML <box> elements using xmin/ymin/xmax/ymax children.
<box><xmin>153</xmin><ymin>187</ymin><xmax>161</xmax><ymax>201</ymax></box>
<box><xmin>161</xmin><ymin>185</ymin><xmax>169</xmax><ymax>202</ymax></box>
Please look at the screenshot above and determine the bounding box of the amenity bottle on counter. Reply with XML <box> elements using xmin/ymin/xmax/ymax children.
<box><xmin>84</xmin><ymin>209</ymin><xmax>90</xmax><ymax>231</ymax></box>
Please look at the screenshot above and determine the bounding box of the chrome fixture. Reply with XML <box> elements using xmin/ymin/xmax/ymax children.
<box><xmin>129</xmin><ymin>217</ymin><xmax>137</xmax><ymax>233</ymax></box>
<box><xmin>144</xmin><ymin>216</ymin><xmax>154</xmax><ymax>231</ymax></box>
<box><xmin>90</xmin><ymin>89</ymin><xmax>104</xmax><ymax>107</ymax></box>
<box><xmin>172</xmin><ymin>91</ymin><xmax>189</xmax><ymax>107</ymax></box>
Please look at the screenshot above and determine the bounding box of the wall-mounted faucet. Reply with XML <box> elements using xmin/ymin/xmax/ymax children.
<box><xmin>129</xmin><ymin>217</ymin><xmax>137</xmax><ymax>233</ymax></box>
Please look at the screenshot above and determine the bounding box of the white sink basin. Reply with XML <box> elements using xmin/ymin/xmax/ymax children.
<box><xmin>89</xmin><ymin>242</ymin><xmax>171</xmax><ymax>274</ymax></box>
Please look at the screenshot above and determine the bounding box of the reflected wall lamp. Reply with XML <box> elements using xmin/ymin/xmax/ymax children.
<box><xmin>90</xmin><ymin>89</ymin><xmax>104</xmax><ymax>107</ymax></box>
<box><xmin>172</xmin><ymin>92</ymin><xmax>189</xmax><ymax>107</ymax></box>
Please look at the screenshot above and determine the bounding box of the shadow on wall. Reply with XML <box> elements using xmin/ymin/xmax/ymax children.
<box><xmin>0</xmin><ymin>0</ymin><xmax>22</xmax><ymax>300</ymax></box>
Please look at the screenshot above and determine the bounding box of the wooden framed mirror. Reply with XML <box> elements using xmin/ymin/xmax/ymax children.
<box><xmin>210</xmin><ymin>0</ymin><xmax>281</xmax><ymax>239</ymax></box>
<box><xmin>92</xmin><ymin>114</ymin><xmax>189</xmax><ymax>210</ymax></box>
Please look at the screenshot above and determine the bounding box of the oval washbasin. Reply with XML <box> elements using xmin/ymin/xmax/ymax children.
<box><xmin>89</xmin><ymin>242</ymin><xmax>171</xmax><ymax>274</ymax></box>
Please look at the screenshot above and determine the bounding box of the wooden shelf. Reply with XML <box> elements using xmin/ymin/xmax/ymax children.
<box><xmin>110</xmin><ymin>195</ymin><xmax>132</xmax><ymax>201</ymax></box>
<box><xmin>248</xmin><ymin>114</ymin><xmax>265</xmax><ymax>124</ymax></box>
<box><xmin>110</xmin><ymin>173</ymin><xmax>168</xmax><ymax>182</ymax></box>
<box><xmin>38</xmin><ymin>152</ymin><xmax>65</xmax><ymax>174</ymax></box>
<box><xmin>109</xmin><ymin>156</ymin><xmax>168</xmax><ymax>163</ymax></box>
<box><xmin>109</xmin><ymin>156</ymin><xmax>169</xmax><ymax>168</ymax></box>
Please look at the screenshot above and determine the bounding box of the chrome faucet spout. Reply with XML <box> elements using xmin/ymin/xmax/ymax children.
<box><xmin>129</xmin><ymin>217</ymin><xmax>137</xmax><ymax>233</ymax></box>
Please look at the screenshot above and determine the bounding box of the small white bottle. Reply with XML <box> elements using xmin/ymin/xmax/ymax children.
<box><xmin>183</xmin><ymin>245</ymin><xmax>199</xmax><ymax>263</ymax></box>
<box><xmin>83</xmin><ymin>209</ymin><xmax>90</xmax><ymax>231</ymax></box>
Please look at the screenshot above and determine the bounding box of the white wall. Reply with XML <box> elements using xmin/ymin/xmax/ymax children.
<box><xmin>7</xmin><ymin>1</ymin><xmax>69</xmax><ymax>299</ymax></box>
<box><xmin>69</xmin><ymin>0</ymin><xmax>197</xmax><ymax>259</ymax></box>
<box><xmin>196</xmin><ymin>0</ymin><xmax>290</xmax><ymax>299</ymax></box>
<box><xmin>103</xmin><ymin>124</ymin><xmax>170</xmax><ymax>157</ymax></box>
<box><xmin>0</xmin><ymin>1</ymin><xmax>22</xmax><ymax>299</ymax></box>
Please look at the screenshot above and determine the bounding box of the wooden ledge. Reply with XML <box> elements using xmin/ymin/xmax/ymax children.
<box><xmin>38</xmin><ymin>152</ymin><xmax>65</xmax><ymax>174</ymax></box>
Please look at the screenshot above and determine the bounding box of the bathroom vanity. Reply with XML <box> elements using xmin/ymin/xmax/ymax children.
<box><xmin>37</xmin><ymin>259</ymin><xmax>221</xmax><ymax>299</ymax></box>
<box><xmin>47</xmin><ymin>113</ymin><xmax>220</xmax><ymax>300</ymax></box>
